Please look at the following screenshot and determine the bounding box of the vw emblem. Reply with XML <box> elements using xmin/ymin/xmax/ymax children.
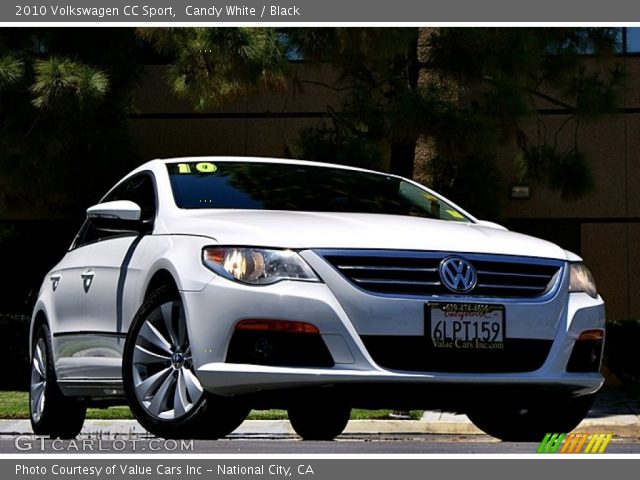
<box><xmin>439</xmin><ymin>257</ymin><xmax>477</xmax><ymax>293</ymax></box>
<box><xmin>171</xmin><ymin>351</ymin><xmax>185</xmax><ymax>369</ymax></box>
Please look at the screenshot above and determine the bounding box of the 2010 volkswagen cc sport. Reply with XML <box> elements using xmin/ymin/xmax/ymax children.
<box><xmin>29</xmin><ymin>157</ymin><xmax>605</xmax><ymax>441</ymax></box>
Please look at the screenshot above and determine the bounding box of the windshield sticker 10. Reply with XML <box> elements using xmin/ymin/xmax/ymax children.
<box><xmin>445</xmin><ymin>209</ymin><xmax>464</xmax><ymax>219</ymax></box>
<box><xmin>177</xmin><ymin>162</ymin><xmax>218</xmax><ymax>174</ymax></box>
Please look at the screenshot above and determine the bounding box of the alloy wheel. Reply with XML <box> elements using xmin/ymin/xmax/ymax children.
<box><xmin>131</xmin><ymin>301</ymin><xmax>204</xmax><ymax>420</ymax></box>
<box><xmin>30</xmin><ymin>338</ymin><xmax>47</xmax><ymax>423</ymax></box>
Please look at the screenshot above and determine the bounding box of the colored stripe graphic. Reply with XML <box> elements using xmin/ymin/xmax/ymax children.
<box><xmin>560</xmin><ymin>434</ymin><xmax>588</xmax><ymax>453</ymax></box>
<box><xmin>537</xmin><ymin>433</ymin><xmax>613</xmax><ymax>453</ymax></box>
<box><xmin>584</xmin><ymin>434</ymin><xmax>613</xmax><ymax>454</ymax></box>
<box><xmin>537</xmin><ymin>433</ymin><xmax>566</xmax><ymax>453</ymax></box>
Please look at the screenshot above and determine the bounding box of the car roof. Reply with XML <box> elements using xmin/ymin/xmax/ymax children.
<box><xmin>133</xmin><ymin>156</ymin><xmax>396</xmax><ymax>178</ymax></box>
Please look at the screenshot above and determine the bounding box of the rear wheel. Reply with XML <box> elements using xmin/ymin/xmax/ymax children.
<box><xmin>123</xmin><ymin>286</ymin><xmax>249</xmax><ymax>439</ymax></box>
<box><xmin>30</xmin><ymin>323</ymin><xmax>86</xmax><ymax>439</ymax></box>
<box><xmin>288</xmin><ymin>402</ymin><xmax>351</xmax><ymax>440</ymax></box>
<box><xmin>467</xmin><ymin>393</ymin><xmax>596</xmax><ymax>442</ymax></box>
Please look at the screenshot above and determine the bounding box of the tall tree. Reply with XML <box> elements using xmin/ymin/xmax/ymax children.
<box><xmin>141</xmin><ymin>28</ymin><xmax>623</xmax><ymax>219</ymax></box>
<box><xmin>288</xmin><ymin>28</ymin><xmax>623</xmax><ymax>217</ymax></box>
<box><xmin>422</xmin><ymin>28</ymin><xmax>623</xmax><ymax>214</ymax></box>
<box><xmin>0</xmin><ymin>28</ymin><xmax>141</xmax><ymax>218</ymax></box>
<box><xmin>288</xmin><ymin>28</ymin><xmax>421</xmax><ymax>174</ymax></box>
<box><xmin>137</xmin><ymin>28</ymin><xmax>289</xmax><ymax>110</ymax></box>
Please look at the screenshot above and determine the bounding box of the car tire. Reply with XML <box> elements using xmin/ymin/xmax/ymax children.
<box><xmin>30</xmin><ymin>323</ymin><xmax>87</xmax><ymax>439</ymax></box>
<box><xmin>123</xmin><ymin>286</ymin><xmax>249</xmax><ymax>439</ymax></box>
<box><xmin>288</xmin><ymin>401</ymin><xmax>351</xmax><ymax>440</ymax></box>
<box><xmin>466</xmin><ymin>393</ymin><xmax>596</xmax><ymax>442</ymax></box>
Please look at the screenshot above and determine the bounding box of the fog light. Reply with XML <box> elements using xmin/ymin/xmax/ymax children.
<box><xmin>253</xmin><ymin>337</ymin><xmax>275</xmax><ymax>361</ymax></box>
<box><xmin>567</xmin><ymin>329</ymin><xmax>605</xmax><ymax>373</ymax></box>
<box><xmin>235</xmin><ymin>319</ymin><xmax>320</xmax><ymax>334</ymax></box>
<box><xmin>226</xmin><ymin>320</ymin><xmax>333</xmax><ymax>368</ymax></box>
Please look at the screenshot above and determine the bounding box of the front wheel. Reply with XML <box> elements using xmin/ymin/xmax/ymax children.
<box><xmin>123</xmin><ymin>286</ymin><xmax>249</xmax><ymax>439</ymax></box>
<box><xmin>466</xmin><ymin>393</ymin><xmax>596</xmax><ymax>442</ymax></box>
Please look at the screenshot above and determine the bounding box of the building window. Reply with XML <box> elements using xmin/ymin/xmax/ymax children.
<box><xmin>625</xmin><ymin>28</ymin><xmax>640</xmax><ymax>54</ymax></box>
<box><xmin>277</xmin><ymin>32</ymin><xmax>304</xmax><ymax>61</ymax></box>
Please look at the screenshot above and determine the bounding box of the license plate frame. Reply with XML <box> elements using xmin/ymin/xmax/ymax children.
<box><xmin>425</xmin><ymin>302</ymin><xmax>506</xmax><ymax>350</ymax></box>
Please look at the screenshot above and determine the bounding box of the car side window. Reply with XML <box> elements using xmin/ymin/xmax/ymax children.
<box><xmin>71</xmin><ymin>220</ymin><xmax>101</xmax><ymax>249</ymax></box>
<box><xmin>71</xmin><ymin>172</ymin><xmax>157</xmax><ymax>250</ymax></box>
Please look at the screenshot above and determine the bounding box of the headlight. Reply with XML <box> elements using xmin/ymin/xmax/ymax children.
<box><xmin>569</xmin><ymin>263</ymin><xmax>598</xmax><ymax>298</ymax></box>
<box><xmin>202</xmin><ymin>247</ymin><xmax>319</xmax><ymax>285</ymax></box>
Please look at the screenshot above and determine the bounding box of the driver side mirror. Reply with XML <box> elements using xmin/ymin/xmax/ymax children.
<box><xmin>87</xmin><ymin>200</ymin><xmax>148</xmax><ymax>233</ymax></box>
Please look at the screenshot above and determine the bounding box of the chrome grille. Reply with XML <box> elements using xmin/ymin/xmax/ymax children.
<box><xmin>318</xmin><ymin>250</ymin><xmax>563</xmax><ymax>299</ymax></box>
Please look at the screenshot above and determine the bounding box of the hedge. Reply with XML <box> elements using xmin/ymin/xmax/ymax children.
<box><xmin>0</xmin><ymin>314</ymin><xmax>30</xmax><ymax>390</ymax></box>
<box><xmin>604</xmin><ymin>319</ymin><xmax>640</xmax><ymax>384</ymax></box>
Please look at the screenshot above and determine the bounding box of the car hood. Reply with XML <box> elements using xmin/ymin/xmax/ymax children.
<box><xmin>159</xmin><ymin>210</ymin><xmax>569</xmax><ymax>260</ymax></box>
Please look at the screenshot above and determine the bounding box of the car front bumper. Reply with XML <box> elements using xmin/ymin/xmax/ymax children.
<box><xmin>182</xmin><ymin>251</ymin><xmax>606</xmax><ymax>404</ymax></box>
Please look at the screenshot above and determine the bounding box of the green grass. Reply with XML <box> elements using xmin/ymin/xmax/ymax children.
<box><xmin>0</xmin><ymin>391</ymin><xmax>422</xmax><ymax>420</ymax></box>
<box><xmin>87</xmin><ymin>406</ymin><xmax>135</xmax><ymax>420</ymax></box>
<box><xmin>247</xmin><ymin>409</ymin><xmax>423</xmax><ymax>420</ymax></box>
<box><xmin>0</xmin><ymin>391</ymin><xmax>135</xmax><ymax>420</ymax></box>
<box><xmin>0</xmin><ymin>391</ymin><xmax>29</xmax><ymax>419</ymax></box>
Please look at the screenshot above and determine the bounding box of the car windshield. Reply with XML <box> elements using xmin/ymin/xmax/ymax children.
<box><xmin>166</xmin><ymin>161</ymin><xmax>471</xmax><ymax>222</ymax></box>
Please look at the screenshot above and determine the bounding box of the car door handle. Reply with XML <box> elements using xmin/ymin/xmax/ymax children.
<box><xmin>50</xmin><ymin>274</ymin><xmax>61</xmax><ymax>291</ymax></box>
<box><xmin>81</xmin><ymin>269</ymin><xmax>95</xmax><ymax>293</ymax></box>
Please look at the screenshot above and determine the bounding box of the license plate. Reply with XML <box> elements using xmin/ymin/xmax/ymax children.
<box><xmin>427</xmin><ymin>303</ymin><xmax>505</xmax><ymax>350</ymax></box>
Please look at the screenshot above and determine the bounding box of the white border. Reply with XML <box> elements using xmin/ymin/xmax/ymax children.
<box><xmin>3</xmin><ymin>453</ymin><xmax>640</xmax><ymax>459</ymax></box>
<box><xmin>3</xmin><ymin>22</ymin><xmax>640</xmax><ymax>27</ymax></box>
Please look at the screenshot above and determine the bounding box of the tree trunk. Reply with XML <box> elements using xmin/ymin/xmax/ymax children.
<box><xmin>389</xmin><ymin>137</ymin><xmax>420</xmax><ymax>178</ymax></box>
<box><xmin>413</xmin><ymin>27</ymin><xmax>441</xmax><ymax>186</ymax></box>
<box><xmin>388</xmin><ymin>29</ymin><xmax>420</xmax><ymax>179</ymax></box>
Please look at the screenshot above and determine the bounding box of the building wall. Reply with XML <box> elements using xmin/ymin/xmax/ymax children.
<box><xmin>501</xmin><ymin>56</ymin><xmax>640</xmax><ymax>321</ymax></box>
<box><xmin>129</xmin><ymin>64</ymin><xmax>343</xmax><ymax>161</ymax></box>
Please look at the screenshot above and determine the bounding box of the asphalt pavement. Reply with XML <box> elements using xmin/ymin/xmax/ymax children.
<box><xmin>0</xmin><ymin>387</ymin><xmax>637</xmax><ymax>454</ymax></box>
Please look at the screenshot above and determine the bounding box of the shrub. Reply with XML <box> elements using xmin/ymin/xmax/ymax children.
<box><xmin>603</xmin><ymin>320</ymin><xmax>640</xmax><ymax>384</ymax></box>
<box><xmin>0</xmin><ymin>314</ymin><xmax>30</xmax><ymax>390</ymax></box>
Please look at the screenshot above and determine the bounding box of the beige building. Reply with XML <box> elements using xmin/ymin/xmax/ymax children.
<box><xmin>500</xmin><ymin>55</ymin><xmax>640</xmax><ymax>322</ymax></box>
<box><xmin>128</xmin><ymin>40</ymin><xmax>640</xmax><ymax>322</ymax></box>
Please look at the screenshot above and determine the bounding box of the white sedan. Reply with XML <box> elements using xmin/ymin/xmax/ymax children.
<box><xmin>29</xmin><ymin>157</ymin><xmax>605</xmax><ymax>441</ymax></box>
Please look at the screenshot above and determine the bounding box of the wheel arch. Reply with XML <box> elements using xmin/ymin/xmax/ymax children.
<box><xmin>29</xmin><ymin>308</ymin><xmax>49</xmax><ymax>357</ymax></box>
<box><xmin>143</xmin><ymin>268</ymin><xmax>179</xmax><ymax>301</ymax></box>
<box><xmin>126</xmin><ymin>235</ymin><xmax>216</xmax><ymax>336</ymax></box>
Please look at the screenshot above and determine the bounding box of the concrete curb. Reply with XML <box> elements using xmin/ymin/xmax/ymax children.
<box><xmin>1</xmin><ymin>412</ymin><xmax>639</xmax><ymax>438</ymax></box>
